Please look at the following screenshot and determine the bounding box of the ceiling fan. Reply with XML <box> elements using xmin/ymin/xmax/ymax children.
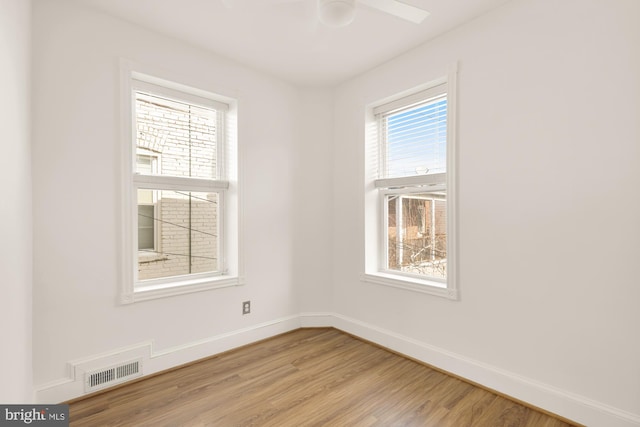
<box><xmin>222</xmin><ymin>0</ymin><xmax>430</xmax><ymax>28</ymax></box>
<box><xmin>318</xmin><ymin>0</ymin><xmax>430</xmax><ymax>27</ymax></box>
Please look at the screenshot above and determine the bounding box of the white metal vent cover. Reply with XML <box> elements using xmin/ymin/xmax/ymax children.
<box><xmin>84</xmin><ymin>358</ymin><xmax>143</xmax><ymax>393</ymax></box>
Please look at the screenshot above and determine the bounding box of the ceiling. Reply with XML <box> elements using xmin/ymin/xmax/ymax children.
<box><xmin>75</xmin><ymin>0</ymin><xmax>511</xmax><ymax>86</ymax></box>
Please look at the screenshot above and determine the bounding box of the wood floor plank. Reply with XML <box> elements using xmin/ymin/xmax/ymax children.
<box><xmin>440</xmin><ymin>386</ymin><xmax>498</xmax><ymax>427</ymax></box>
<box><xmin>68</xmin><ymin>328</ymin><xmax>579</xmax><ymax>427</ymax></box>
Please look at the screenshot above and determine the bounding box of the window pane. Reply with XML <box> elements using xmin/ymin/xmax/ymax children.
<box><xmin>135</xmin><ymin>92</ymin><xmax>218</xmax><ymax>179</ymax></box>
<box><xmin>384</xmin><ymin>96</ymin><xmax>447</xmax><ymax>178</ymax></box>
<box><xmin>137</xmin><ymin>189</ymin><xmax>219</xmax><ymax>281</ymax></box>
<box><xmin>136</xmin><ymin>155</ymin><xmax>153</xmax><ymax>174</ymax></box>
<box><xmin>386</xmin><ymin>191</ymin><xmax>446</xmax><ymax>279</ymax></box>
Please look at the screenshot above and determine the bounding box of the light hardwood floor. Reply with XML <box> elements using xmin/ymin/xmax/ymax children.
<box><xmin>68</xmin><ymin>328</ymin><xmax>579</xmax><ymax>426</ymax></box>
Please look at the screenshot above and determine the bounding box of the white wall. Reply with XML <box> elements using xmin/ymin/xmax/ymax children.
<box><xmin>31</xmin><ymin>0</ymin><xmax>306</xmax><ymax>397</ymax></box>
<box><xmin>0</xmin><ymin>0</ymin><xmax>33</xmax><ymax>404</ymax></box>
<box><xmin>332</xmin><ymin>0</ymin><xmax>640</xmax><ymax>425</ymax></box>
<box><xmin>293</xmin><ymin>89</ymin><xmax>334</xmax><ymax>314</ymax></box>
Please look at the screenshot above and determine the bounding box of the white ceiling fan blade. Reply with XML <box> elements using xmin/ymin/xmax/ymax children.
<box><xmin>358</xmin><ymin>0</ymin><xmax>429</xmax><ymax>24</ymax></box>
<box><xmin>221</xmin><ymin>0</ymin><xmax>302</xmax><ymax>8</ymax></box>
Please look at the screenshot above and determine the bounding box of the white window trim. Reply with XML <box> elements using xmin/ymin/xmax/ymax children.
<box><xmin>119</xmin><ymin>60</ymin><xmax>243</xmax><ymax>304</ymax></box>
<box><xmin>362</xmin><ymin>63</ymin><xmax>459</xmax><ymax>300</ymax></box>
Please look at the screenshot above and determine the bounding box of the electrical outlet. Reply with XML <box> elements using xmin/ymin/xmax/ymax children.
<box><xmin>242</xmin><ymin>301</ymin><xmax>251</xmax><ymax>315</ymax></box>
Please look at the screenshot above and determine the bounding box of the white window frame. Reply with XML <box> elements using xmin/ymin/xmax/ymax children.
<box><xmin>119</xmin><ymin>62</ymin><xmax>242</xmax><ymax>303</ymax></box>
<box><xmin>362</xmin><ymin>64</ymin><xmax>458</xmax><ymax>300</ymax></box>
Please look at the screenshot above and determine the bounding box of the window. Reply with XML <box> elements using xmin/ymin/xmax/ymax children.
<box><xmin>137</xmin><ymin>204</ymin><xmax>155</xmax><ymax>250</ymax></box>
<box><xmin>364</xmin><ymin>69</ymin><xmax>458</xmax><ymax>299</ymax></box>
<box><xmin>121</xmin><ymin>69</ymin><xmax>240</xmax><ymax>303</ymax></box>
<box><xmin>136</xmin><ymin>152</ymin><xmax>159</xmax><ymax>252</ymax></box>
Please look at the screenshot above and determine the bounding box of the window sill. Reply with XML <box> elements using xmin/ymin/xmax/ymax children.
<box><xmin>138</xmin><ymin>251</ymin><xmax>168</xmax><ymax>264</ymax></box>
<box><xmin>361</xmin><ymin>272</ymin><xmax>458</xmax><ymax>300</ymax></box>
<box><xmin>121</xmin><ymin>275</ymin><xmax>244</xmax><ymax>304</ymax></box>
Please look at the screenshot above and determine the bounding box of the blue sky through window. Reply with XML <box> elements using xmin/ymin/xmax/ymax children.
<box><xmin>385</xmin><ymin>96</ymin><xmax>447</xmax><ymax>178</ymax></box>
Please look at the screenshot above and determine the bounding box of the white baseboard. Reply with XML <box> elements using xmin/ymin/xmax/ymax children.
<box><xmin>299</xmin><ymin>311</ymin><xmax>335</xmax><ymax>328</ymax></box>
<box><xmin>34</xmin><ymin>315</ymin><xmax>301</xmax><ymax>403</ymax></box>
<box><xmin>299</xmin><ymin>312</ymin><xmax>640</xmax><ymax>427</ymax></box>
<box><xmin>35</xmin><ymin>312</ymin><xmax>640</xmax><ymax>427</ymax></box>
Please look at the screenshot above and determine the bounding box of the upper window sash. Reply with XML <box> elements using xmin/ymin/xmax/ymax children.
<box><xmin>132</xmin><ymin>78</ymin><xmax>229</xmax><ymax>113</ymax></box>
<box><xmin>376</xmin><ymin>87</ymin><xmax>448</xmax><ymax>181</ymax></box>
<box><xmin>132</xmin><ymin>85</ymin><xmax>228</xmax><ymax>183</ymax></box>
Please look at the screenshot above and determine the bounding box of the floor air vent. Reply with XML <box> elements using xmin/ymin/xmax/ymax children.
<box><xmin>85</xmin><ymin>359</ymin><xmax>142</xmax><ymax>392</ymax></box>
